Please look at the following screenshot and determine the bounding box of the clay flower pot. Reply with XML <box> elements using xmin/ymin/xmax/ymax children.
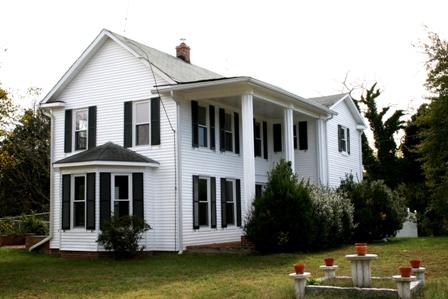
<box><xmin>399</xmin><ymin>266</ymin><xmax>412</xmax><ymax>278</ymax></box>
<box><xmin>324</xmin><ymin>258</ymin><xmax>334</xmax><ymax>266</ymax></box>
<box><xmin>294</xmin><ymin>263</ymin><xmax>305</xmax><ymax>274</ymax></box>
<box><xmin>356</xmin><ymin>245</ymin><xmax>367</xmax><ymax>256</ymax></box>
<box><xmin>410</xmin><ymin>259</ymin><xmax>421</xmax><ymax>269</ymax></box>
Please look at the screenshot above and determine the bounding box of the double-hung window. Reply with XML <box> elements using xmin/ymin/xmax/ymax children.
<box><xmin>135</xmin><ymin>101</ymin><xmax>150</xmax><ymax>146</ymax></box>
<box><xmin>338</xmin><ymin>125</ymin><xmax>350</xmax><ymax>154</ymax></box>
<box><xmin>224</xmin><ymin>113</ymin><xmax>233</xmax><ymax>152</ymax></box>
<box><xmin>225</xmin><ymin>179</ymin><xmax>236</xmax><ymax>225</ymax></box>
<box><xmin>113</xmin><ymin>175</ymin><xmax>131</xmax><ymax>218</ymax></box>
<box><xmin>198</xmin><ymin>177</ymin><xmax>210</xmax><ymax>226</ymax></box>
<box><xmin>73</xmin><ymin>175</ymin><xmax>86</xmax><ymax>228</ymax></box>
<box><xmin>198</xmin><ymin>106</ymin><xmax>208</xmax><ymax>147</ymax></box>
<box><xmin>74</xmin><ymin>109</ymin><xmax>88</xmax><ymax>150</ymax></box>
<box><xmin>254</xmin><ymin>121</ymin><xmax>262</xmax><ymax>157</ymax></box>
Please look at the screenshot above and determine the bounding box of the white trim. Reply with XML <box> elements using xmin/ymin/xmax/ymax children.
<box><xmin>54</xmin><ymin>161</ymin><xmax>159</xmax><ymax>168</ymax></box>
<box><xmin>330</xmin><ymin>95</ymin><xmax>367</xmax><ymax>129</ymax></box>
<box><xmin>40</xmin><ymin>102</ymin><xmax>65</xmax><ymax>109</ymax></box>
<box><xmin>133</xmin><ymin>100</ymin><xmax>151</xmax><ymax>146</ymax></box>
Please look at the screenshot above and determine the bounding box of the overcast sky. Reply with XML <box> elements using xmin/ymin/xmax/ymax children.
<box><xmin>1</xmin><ymin>0</ymin><xmax>447</xmax><ymax>116</ymax></box>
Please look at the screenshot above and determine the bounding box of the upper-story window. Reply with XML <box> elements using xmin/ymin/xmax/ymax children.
<box><xmin>198</xmin><ymin>106</ymin><xmax>208</xmax><ymax>147</ymax></box>
<box><xmin>254</xmin><ymin>121</ymin><xmax>262</xmax><ymax>157</ymax></box>
<box><xmin>74</xmin><ymin>109</ymin><xmax>88</xmax><ymax>151</ymax></box>
<box><xmin>223</xmin><ymin>112</ymin><xmax>233</xmax><ymax>152</ymax></box>
<box><xmin>135</xmin><ymin>101</ymin><xmax>150</xmax><ymax>146</ymax></box>
<box><xmin>338</xmin><ymin>125</ymin><xmax>350</xmax><ymax>154</ymax></box>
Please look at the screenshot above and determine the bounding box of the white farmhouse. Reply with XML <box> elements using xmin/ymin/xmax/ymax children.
<box><xmin>39</xmin><ymin>29</ymin><xmax>366</xmax><ymax>254</ymax></box>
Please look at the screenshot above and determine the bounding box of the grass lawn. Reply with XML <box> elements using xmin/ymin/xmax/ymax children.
<box><xmin>0</xmin><ymin>237</ymin><xmax>447</xmax><ymax>298</ymax></box>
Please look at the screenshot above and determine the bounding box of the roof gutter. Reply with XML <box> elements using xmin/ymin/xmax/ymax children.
<box><xmin>154</xmin><ymin>77</ymin><xmax>335</xmax><ymax>116</ymax></box>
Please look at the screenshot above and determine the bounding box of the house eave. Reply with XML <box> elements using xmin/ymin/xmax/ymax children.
<box><xmin>40</xmin><ymin>102</ymin><xmax>65</xmax><ymax>109</ymax></box>
<box><xmin>53</xmin><ymin>161</ymin><xmax>159</xmax><ymax>168</ymax></box>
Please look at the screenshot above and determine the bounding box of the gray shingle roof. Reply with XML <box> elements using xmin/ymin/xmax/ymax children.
<box><xmin>108</xmin><ymin>30</ymin><xmax>223</xmax><ymax>83</ymax></box>
<box><xmin>54</xmin><ymin>142</ymin><xmax>158</xmax><ymax>165</ymax></box>
<box><xmin>308</xmin><ymin>93</ymin><xmax>349</xmax><ymax>107</ymax></box>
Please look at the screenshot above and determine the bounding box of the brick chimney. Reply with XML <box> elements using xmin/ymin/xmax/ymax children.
<box><xmin>176</xmin><ymin>39</ymin><xmax>190</xmax><ymax>63</ymax></box>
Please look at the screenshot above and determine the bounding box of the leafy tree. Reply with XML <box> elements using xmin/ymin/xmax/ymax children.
<box><xmin>416</xmin><ymin>31</ymin><xmax>448</xmax><ymax>234</ymax></box>
<box><xmin>359</xmin><ymin>84</ymin><xmax>405</xmax><ymax>188</ymax></box>
<box><xmin>0</xmin><ymin>86</ymin><xmax>16</xmax><ymax>136</ymax></box>
<box><xmin>0</xmin><ymin>107</ymin><xmax>50</xmax><ymax>217</ymax></box>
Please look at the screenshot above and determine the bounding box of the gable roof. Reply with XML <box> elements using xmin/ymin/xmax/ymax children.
<box><xmin>53</xmin><ymin>142</ymin><xmax>159</xmax><ymax>168</ymax></box>
<box><xmin>41</xmin><ymin>29</ymin><xmax>223</xmax><ymax>104</ymax></box>
<box><xmin>310</xmin><ymin>93</ymin><xmax>367</xmax><ymax>129</ymax></box>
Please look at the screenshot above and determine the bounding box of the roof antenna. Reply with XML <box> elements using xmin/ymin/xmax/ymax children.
<box><xmin>123</xmin><ymin>0</ymin><xmax>131</xmax><ymax>34</ymax></box>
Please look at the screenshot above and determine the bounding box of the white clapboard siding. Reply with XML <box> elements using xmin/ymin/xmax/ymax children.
<box><xmin>50</xmin><ymin>38</ymin><xmax>177</xmax><ymax>251</ymax></box>
<box><xmin>327</xmin><ymin>100</ymin><xmax>362</xmax><ymax>187</ymax></box>
<box><xmin>295</xmin><ymin>117</ymin><xmax>318</xmax><ymax>183</ymax></box>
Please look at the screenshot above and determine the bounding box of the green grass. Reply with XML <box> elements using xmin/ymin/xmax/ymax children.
<box><xmin>0</xmin><ymin>237</ymin><xmax>447</xmax><ymax>298</ymax></box>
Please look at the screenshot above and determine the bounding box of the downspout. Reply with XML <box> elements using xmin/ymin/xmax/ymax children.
<box><xmin>174</xmin><ymin>93</ymin><xmax>183</xmax><ymax>254</ymax></box>
<box><xmin>30</xmin><ymin>108</ymin><xmax>54</xmax><ymax>252</ymax></box>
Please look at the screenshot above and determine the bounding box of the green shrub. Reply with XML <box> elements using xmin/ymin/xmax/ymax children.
<box><xmin>97</xmin><ymin>215</ymin><xmax>151</xmax><ymax>258</ymax></box>
<box><xmin>338</xmin><ymin>175</ymin><xmax>407</xmax><ymax>242</ymax></box>
<box><xmin>244</xmin><ymin>160</ymin><xmax>316</xmax><ymax>253</ymax></box>
<box><xmin>0</xmin><ymin>218</ymin><xmax>16</xmax><ymax>235</ymax></box>
<box><xmin>309</xmin><ymin>185</ymin><xmax>354</xmax><ymax>248</ymax></box>
<box><xmin>19</xmin><ymin>213</ymin><xmax>48</xmax><ymax>235</ymax></box>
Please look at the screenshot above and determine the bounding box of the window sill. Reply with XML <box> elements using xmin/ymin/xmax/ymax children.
<box><xmin>339</xmin><ymin>151</ymin><xmax>350</xmax><ymax>157</ymax></box>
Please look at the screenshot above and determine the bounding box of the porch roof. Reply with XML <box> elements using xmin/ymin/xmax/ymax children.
<box><xmin>153</xmin><ymin>77</ymin><xmax>335</xmax><ymax>116</ymax></box>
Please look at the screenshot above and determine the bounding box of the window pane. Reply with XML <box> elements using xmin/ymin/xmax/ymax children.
<box><xmin>115</xmin><ymin>176</ymin><xmax>129</xmax><ymax>200</ymax></box>
<box><xmin>255</xmin><ymin>139</ymin><xmax>262</xmax><ymax>157</ymax></box>
<box><xmin>74</xmin><ymin>202</ymin><xmax>85</xmax><ymax>227</ymax></box>
<box><xmin>136</xmin><ymin>124</ymin><xmax>149</xmax><ymax>145</ymax></box>
<box><xmin>254</xmin><ymin>122</ymin><xmax>261</xmax><ymax>138</ymax></box>
<box><xmin>199</xmin><ymin>202</ymin><xmax>208</xmax><ymax>226</ymax></box>
<box><xmin>226</xmin><ymin>202</ymin><xmax>235</xmax><ymax>225</ymax></box>
<box><xmin>198</xmin><ymin>106</ymin><xmax>207</xmax><ymax>126</ymax></box>
<box><xmin>74</xmin><ymin>177</ymin><xmax>85</xmax><ymax>201</ymax></box>
<box><xmin>136</xmin><ymin>102</ymin><xmax>149</xmax><ymax>124</ymax></box>
<box><xmin>75</xmin><ymin>131</ymin><xmax>87</xmax><ymax>150</ymax></box>
<box><xmin>198</xmin><ymin>179</ymin><xmax>208</xmax><ymax>202</ymax></box>
<box><xmin>341</xmin><ymin>140</ymin><xmax>347</xmax><ymax>152</ymax></box>
<box><xmin>224</xmin><ymin>113</ymin><xmax>232</xmax><ymax>131</ymax></box>
<box><xmin>224</xmin><ymin>132</ymin><xmax>233</xmax><ymax>151</ymax></box>
<box><xmin>75</xmin><ymin>110</ymin><xmax>88</xmax><ymax>130</ymax></box>
<box><xmin>255</xmin><ymin>184</ymin><xmax>263</xmax><ymax>198</ymax></box>
<box><xmin>114</xmin><ymin>201</ymin><xmax>129</xmax><ymax>218</ymax></box>
<box><xmin>198</xmin><ymin>126</ymin><xmax>207</xmax><ymax>147</ymax></box>
<box><xmin>226</xmin><ymin>181</ymin><xmax>234</xmax><ymax>202</ymax></box>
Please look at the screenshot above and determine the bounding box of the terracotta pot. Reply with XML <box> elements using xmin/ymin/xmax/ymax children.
<box><xmin>399</xmin><ymin>266</ymin><xmax>412</xmax><ymax>278</ymax></box>
<box><xmin>410</xmin><ymin>259</ymin><xmax>421</xmax><ymax>269</ymax></box>
<box><xmin>324</xmin><ymin>258</ymin><xmax>334</xmax><ymax>266</ymax></box>
<box><xmin>356</xmin><ymin>245</ymin><xmax>367</xmax><ymax>256</ymax></box>
<box><xmin>294</xmin><ymin>263</ymin><xmax>305</xmax><ymax>274</ymax></box>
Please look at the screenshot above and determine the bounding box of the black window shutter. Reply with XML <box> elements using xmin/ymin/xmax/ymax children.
<box><xmin>191</xmin><ymin>101</ymin><xmax>199</xmax><ymax>147</ymax></box>
<box><xmin>263</xmin><ymin>121</ymin><xmax>268</xmax><ymax>159</ymax></box>
<box><xmin>86</xmin><ymin>173</ymin><xmax>96</xmax><ymax>230</ymax></box>
<box><xmin>100</xmin><ymin>173</ymin><xmax>111</xmax><ymax>230</ymax></box>
<box><xmin>234</xmin><ymin>112</ymin><xmax>240</xmax><ymax>154</ymax></box>
<box><xmin>210</xmin><ymin>177</ymin><xmax>217</xmax><ymax>228</ymax></box>
<box><xmin>209</xmin><ymin>105</ymin><xmax>215</xmax><ymax>150</ymax></box>
<box><xmin>299</xmin><ymin>121</ymin><xmax>308</xmax><ymax>150</ymax></box>
<box><xmin>253</xmin><ymin>119</ymin><xmax>256</xmax><ymax>157</ymax></box>
<box><xmin>132</xmin><ymin>173</ymin><xmax>144</xmax><ymax>221</ymax></box>
<box><xmin>62</xmin><ymin>174</ymin><xmax>71</xmax><ymax>230</ymax></box>
<box><xmin>124</xmin><ymin>101</ymin><xmax>133</xmax><ymax>148</ymax></box>
<box><xmin>347</xmin><ymin>128</ymin><xmax>351</xmax><ymax>154</ymax></box>
<box><xmin>151</xmin><ymin>98</ymin><xmax>161</xmax><ymax>145</ymax></box>
<box><xmin>219</xmin><ymin>108</ymin><xmax>225</xmax><ymax>152</ymax></box>
<box><xmin>220</xmin><ymin>178</ymin><xmax>227</xmax><ymax>228</ymax></box>
<box><xmin>338</xmin><ymin>125</ymin><xmax>343</xmax><ymax>152</ymax></box>
<box><xmin>273</xmin><ymin>124</ymin><xmax>282</xmax><ymax>152</ymax></box>
<box><xmin>236</xmin><ymin>179</ymin><xmax>242</xmax><ymax>227</ymax></box>
<box><xmin>293</xmin><ymin>125</ymin><xmax>298</xmax><ymax>149</ymax></box>
<box><xmin>64</xmin><ymin>110</ymin><xmax>72</xmax><ymax>153</ymax></box>
<box><xmin>88</xmin><ymin>106</ymin><xmax>97</xmax><ymax>149</ymax></box>
<box><xmin>192</xmin><ymin>175</ymin><xmax>199</xmax><ymax>229</ymax></box>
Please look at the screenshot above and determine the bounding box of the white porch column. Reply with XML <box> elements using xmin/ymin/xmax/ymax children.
<box><xmin>241</xmin><ymin>93</ymin><xmax>256</xmax><ymax>211</ymax></box>
<box><xmin>316</xmin><ymin>118</ymin><xmax>329</xmax><ymax>186</ymax></box>
<box><xmin>283</xmin><ymin>107</ymin><xmax>295</xmax><ymax>173</ymax></box>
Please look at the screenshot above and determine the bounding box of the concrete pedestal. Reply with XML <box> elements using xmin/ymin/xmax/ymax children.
<box><xmin>289</xmin><ymin>272</ymin><xmax>310</xmax><ymax>299</ymax></box>
<box><xmin>393</xmin><ymin>275</ymin><xmax>416</xmax><ymax>299</ymax></box>
<box><xmin>345</xmin><ymin>254</ymin><xmax>378</xmax><ymax>287</ymax></box>
<box><xmin>319</xmin><ymin>265</ymin><xmax>338</xmax><ymax>279</ymax></box>
<box><xmin>411</xmin><ymin>267</ymin><xmax>426</xmax><ymax>285</ymax></box>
